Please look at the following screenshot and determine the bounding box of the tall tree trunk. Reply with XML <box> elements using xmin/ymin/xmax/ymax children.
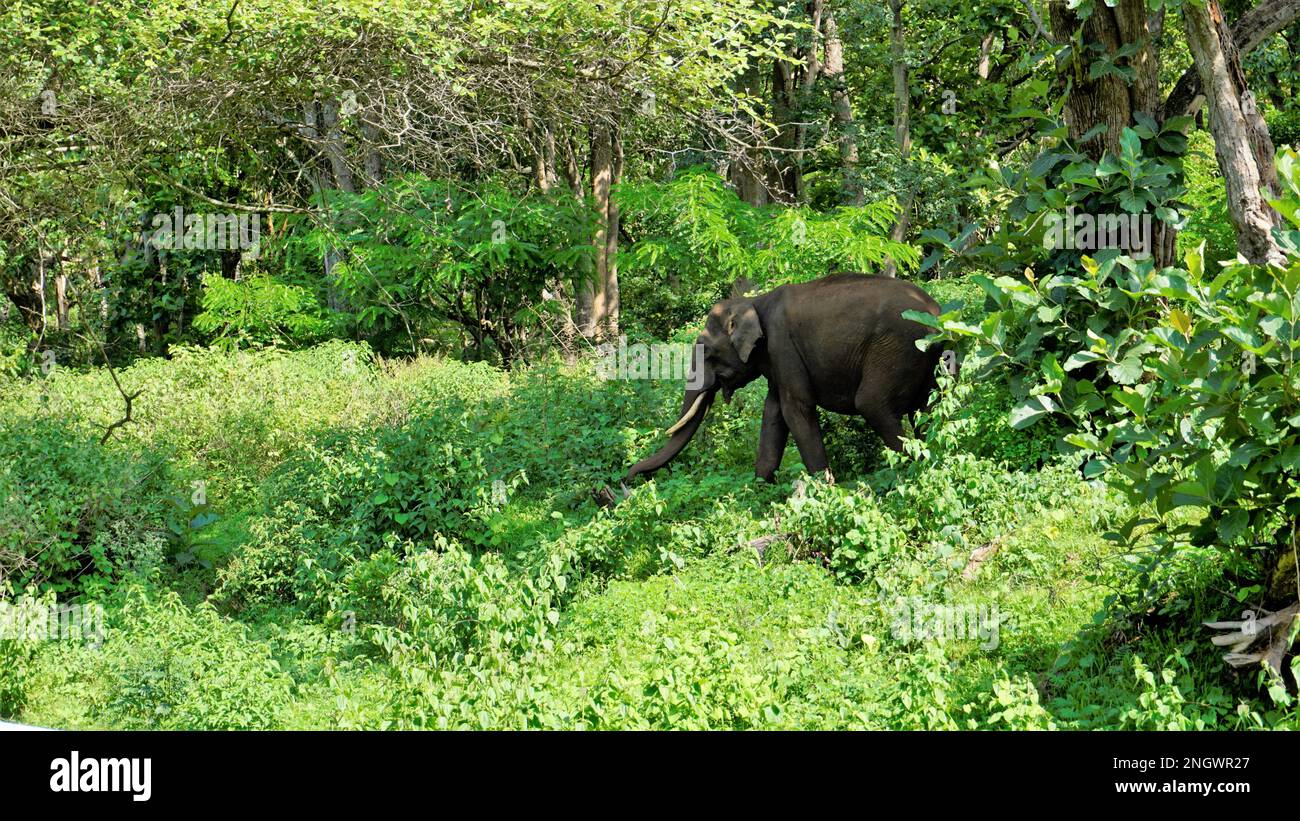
<box><xmin>586</xmin><ymin>122</ymin><xmax>622</xmax><ymax>342</ymax></box>
<box><xmin>1049</xmin><ymin>0</ymin><xmax>1182</xmax><ymax>267</ymax></box>
<box><xmin>1162</xmin><ymin>0</ymin><xmax>1300</xmax><ymax>123</ymax></box>
<box><xmin>767</xmin><ymin>0</ymin><xmax>831</xmax><ymax>207</ymax></box>
<box><xmin>1184</xmin><ymin>0</ymin><xmax>1284</xmax><ymax>265</ymax></box>
<box><xmin>35</xmin><ymin>255</ymin><xmax>47</xmax><ymax>336</ymax></box>
<box><xmin>545</xmin><ymin>128</ymin><xmax>584</xmax><ymax>357</ymax></box>
<box><xmin>789</xmin><ymin>0</ymin><xmax>825</xmax><ymax>205</ymax></box>
<box><xmin>729</xmin><ymin>64</ymin><xmax>770</xmax><ymax>206</ymax></box>
<box><xmin>605</xmin><ymin>128</ymin><xmax>623</xmax><ymax>337</ymax></box>
<box><xmin>522</xmin><ymin>113</ymin><xmax>571</xmax><ymax>357</ymax></box>
<box><xmin>978</xmin><ymin>32</ymin><xmax>994</xmax><ymax>79</ymax></box>
<box><xmin>525</xmin><ymin>114</ymin><xmax>560</xmax><ymax>193</ymax></box>
<box><xmin>361</xmin><ymin>119</ymin><xmax>385</xmax><ymax>188</ymax></box>
<box><xmin>824</xmin><ymin>5</ymin><xmax>863</xmax><ymax>206</ymax></box>
<box><xmin>1049</xmin><ymin>0</ymin><xmax>1161</xmax><ymax>159</ymax></box>
<box><xmin>54</xmin><ymin>270</ymin><xmax>69</xmax><ymax>331</ymax></box>
<box><xmin>562</xmin><ymin>129</ymin><xmax>596</xmax><ymax>348</ymax></box>
<box><xmin>770</xmin><ymin>60</ymin><xmax>802</xmax><ymax>204</ymax></box>
<box><xmin>153</xmin><ymin>251</ymin><xmax>168</xmax><ymax>350</ymax></box>
<box><xmin>881</xmin><ymin>0</ymin><xmax>910</xmax><ymax>276</ymax></box>
<box><xmin>1154</xmin><ymin>1</ymin><xmax>1298</xmax><ymax>265</ymax></box>
<box><xmin>305</xmin><ymin>99</ymin><xmax>354</xmax><ymax>310</ymax></box>
<box><xmin>561</xmin><ymin>133</ymin><xmax>586</xmax><ymax>198</ymax></box>
<box><xmin>888</xmin><ymin>0</ymin><xmax>910</xmax><ymax>162</ymax></box>
<box><xmin>319</xmin><ymin>98</ymin><xmax>356</xmax><ymax>195</ymax></box>
<box><xmin>729</xmin><ymin>154</ymin><xmax>769</xmax><ymax>206</ymax></box>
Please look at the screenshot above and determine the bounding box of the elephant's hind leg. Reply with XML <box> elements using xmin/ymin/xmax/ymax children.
<box><xmin>860</xmin><ymin>404</ymin><xmax>906</xmax><ymax>451</ymax></box>
<box><xmin>855</xmin><ymin>384</ymin><xmax>906</xmax><ymax>452</ymax></box>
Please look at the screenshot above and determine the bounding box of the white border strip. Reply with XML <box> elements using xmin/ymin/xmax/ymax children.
<box><xmin>0</xmin><ymin>720</ymin><xmax>53</xmax><ymax>731</ymax></box>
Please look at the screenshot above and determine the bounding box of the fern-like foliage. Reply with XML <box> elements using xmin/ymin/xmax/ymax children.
<box><xmin>618</xmin><ymin>167</ymin><xmax>917</xmax><ymax>283</ymax></box>
<box><xmin>193</xmin><ymin>275</ymin><xmax>335</xmax><ymax>349</ymax></box>
<box><xmin>616</xmin><ymin>167</ymin><xmax>919</xmax><ymax>334</ymax></box>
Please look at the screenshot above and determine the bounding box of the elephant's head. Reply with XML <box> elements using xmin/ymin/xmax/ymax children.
<box><xmin>623</xmin><ymin>296</ymin><xmax>765</xmax><ymax>482</ymax></box>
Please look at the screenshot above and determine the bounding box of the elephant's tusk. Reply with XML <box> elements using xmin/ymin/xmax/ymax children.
<box><xmin>664</xmin><ymin>393</ymin><xmax>706</xmax><ymax>437</ymax></box>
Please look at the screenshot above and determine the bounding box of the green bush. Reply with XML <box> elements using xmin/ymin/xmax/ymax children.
<box><xmin>97</xmin><ymin>588</ymin><xmax>296</xmax><ymax>730</ymax></box>
<box><xmin>216</xmin><ymin>405</ymin><xmax>522</xmax><ymax>615</ymax></box>
<box><xmin>924</xmin><ymin>148</ymin><xmax>1300</xmax><ymax>638</ymax></box>
<box><xmin>0</xmin><ymin>340</ymin><xmax>385</xmax><ymax>504</ymax></box>
<box><xmin>958</xmin><ymin>379</ymin><xmax>1062</xmax><ymax>466</ymax></box>
<box><xmin>617</xmin><ymin>167</ymin><xmax>918</xmax><ymax>337</ymax></box>
<box><xmin>0</xmin><ymin>637</ymin><xmax>35</xmax><ymax>718</ymax></box>
<box><xmin>0</xmin><ymin>418</ymin><xmax>173</xmax><ymax>595</ymax></box>
<box><xmin>360</xmin><ymin>538</ymin><xmax>561</xmax><ymax>669</ymax></box>
<box><xmin>780</xmin><ymin>481</ymin><xmax>909</xmax><ymax>586</ymax></box>
<box><xmin>552</xmin><ymin>471</ymin><xmax>783</xmax><ymax>580</ymax></box>
<box><xmin>0</xmin><ymin>585</ymin><xmax>48</xmax><ymax>717</ymax></box>
<box><xmin>212</xmin><ymin>502</ymin><xmax>326</xmax><ymax>614</ymax></box>
<box><xmin>314</xmin><ymin>177</ymin><xmax>594</xmax><ymax>362</ymax></box>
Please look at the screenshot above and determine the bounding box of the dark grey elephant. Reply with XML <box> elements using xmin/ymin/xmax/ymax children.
<box><xmin>625</xmin><ymin>273</ymin><xmax>945</xmax><ymax>483</ymax></box>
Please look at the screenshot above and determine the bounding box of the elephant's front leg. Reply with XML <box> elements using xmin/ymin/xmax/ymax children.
<box><xmin>755</xmin><ymin>389</ymin><xmax>789</xmax><ymax>482</ymax></box>
<box><xmin>780</xmin><ymin>394</ymin><xmax>829</xmax><ymax>475</ymax></box>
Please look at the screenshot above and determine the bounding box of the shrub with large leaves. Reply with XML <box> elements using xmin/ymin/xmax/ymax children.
<box><xmin>311</xmin><ymin>177</ymin><xmax>594</xmax><ymax>364</ymax></box>
<box><xmin>918</xmin><ymin>149</ymin><xmax>1300</xmax><ymax>603</ymax></box>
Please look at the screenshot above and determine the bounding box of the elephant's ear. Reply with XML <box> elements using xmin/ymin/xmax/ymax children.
<box><xmin>728</xmin><ymin>303</ymin><xmax>763</xmax><ymax>363</ymax></box>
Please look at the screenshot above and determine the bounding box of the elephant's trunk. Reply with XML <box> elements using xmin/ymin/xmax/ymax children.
<box><xmin>624</xmin><ymin>386</ymin><xmax>716</xmax><ymax>482</ymax></box>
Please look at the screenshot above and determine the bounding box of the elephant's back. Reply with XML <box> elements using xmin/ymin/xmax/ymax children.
<box><xmin>781</xmin><ymin>273</ymin><xmax>940</xmax><ymax>342</ymax></box>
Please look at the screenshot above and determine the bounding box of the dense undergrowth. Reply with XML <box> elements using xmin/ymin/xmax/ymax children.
<box><xmin>2</xmin><ymin>323</ymin><xmax>1295</xmax><ymax>729</ymax></box>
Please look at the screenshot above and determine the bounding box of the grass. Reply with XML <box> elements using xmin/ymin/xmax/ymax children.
<box><xmin>1</xmin><ymin>341</ymin><xmax>1296</xmax><ymax>730</ymax></box>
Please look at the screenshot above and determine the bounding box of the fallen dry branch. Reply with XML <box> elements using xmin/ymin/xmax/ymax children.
<box><xmin>962</xmin><ymin>536</ymin><xmax>1005</xmax><ymax>582</ymax></box>
<box><xmin>1204</xmin><ymin>601</ymin><xmax>1300</xmax><ymax>679</ymax></box>
<box><xmin>591</xmin><ymin>483</ymin><xmax>632</xmax><ymax>509</ymax></box>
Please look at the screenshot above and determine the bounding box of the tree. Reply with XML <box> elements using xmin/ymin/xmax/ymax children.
<box><xmin>1184</xmin><ymin>0</ymin><xmax>1285</xmax><ymax>264</ymax></box>
<box><xmin>1048</xmin><ymin>0</ymin><xmax>1161</xmax><ymax>159</ymax></box>
<box><xmin>1040</xmin><ymin>0</ymin><xmax>1300</xmax><ymax>267</ymax></box>
<box><xmin>882</xmin><ymin>0</ymin><xmax>913</xmax><ymax>276</ymax></box>
<box><xmin>577</xmin><ymin>122</ymin><xmax>624</xmax><ymax>342</ymax></box>
<box><xmin>826</xmin><ymin>2</ymin><xmax>865</xmax><ymax>205</ymax></box>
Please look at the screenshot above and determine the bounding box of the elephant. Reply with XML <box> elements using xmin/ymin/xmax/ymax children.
<box><xmin>624</xmin><ymin>273</ymin><xmax>947</xmax><ymax>484</ymax></box>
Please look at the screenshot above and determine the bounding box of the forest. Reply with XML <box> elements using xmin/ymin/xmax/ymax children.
<box><xmin>2</xmin><ymin>0</ymin><xmax>1300</xmax><ymax>730</ymax></box>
